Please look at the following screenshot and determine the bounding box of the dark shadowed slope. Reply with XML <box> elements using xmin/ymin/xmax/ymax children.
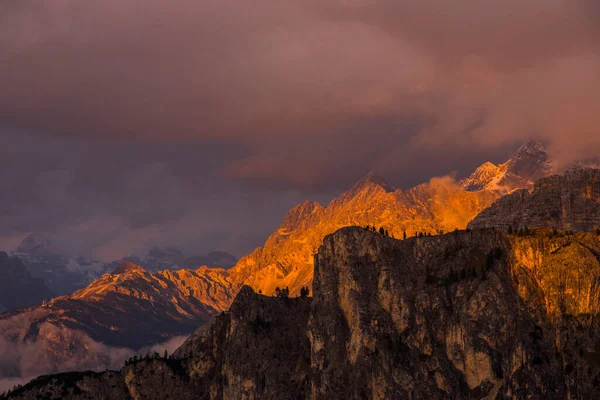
<box><xmin>0</xmin><ymin>252</ymin><xmax>53</xmax><ymax>313</ymax></box>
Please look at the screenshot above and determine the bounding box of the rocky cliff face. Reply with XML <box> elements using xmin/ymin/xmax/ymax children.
<box><xmin>10</xmin><ymin>227</ymin><xmax>600</xmax><ymax>399</ymax></box>
<box><xmin>310</xmin><ymin>227</ymin><xmax>600</xmax><ymax>399</ymax></box>
<box><xmin>468</xmin><ymin>168</ymin><xmax>600</xmax><ymax>232</ymax></box>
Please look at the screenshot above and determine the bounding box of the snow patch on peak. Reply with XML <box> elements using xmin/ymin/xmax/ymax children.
<box><xmin>461</xmin><ymin>140</ymin><xmax>554</xmax><ymax>195</ymax></box>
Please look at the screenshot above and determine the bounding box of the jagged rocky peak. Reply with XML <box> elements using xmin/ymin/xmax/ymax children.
<box><xmin>141</xmin><ymin>246</ymin><xmax>186</xmax><ymax>272</ymax></box>
<box><xmin>461</xmin><ymin>140</ymin><xmax>554</xmax><ymax>194</ymax></box>
<box><xmin>504</xmin><ymin>140</ymin><xmax>552</xmax><ymax>177</ymax></box>
<box><xmin>147</xmin><ymin>246</ymin><xmax>184</xmax><ymax>259</ymax></box>
<box><xmin>334</xmin><ymin>171</ymin><xmax>395</xmax><ymax>204</ymax></box>
<box><xmin>15</xmin><ymin>234</ymin><xmax>54</xmax><ymax>257</ymax></box>
<box><xmin>352</xmin><ymin>171</ymin><xmax>394</xmax><ymax>193</ymax></box>
<box><xmin>111</xmin><ymin>261</ymin><xmax>146</xmax><ymax>275</ymax></box>
<box><xmin>469</xmin><ymin>167</ymin><xmax>600</xmax><ymax>231</ymax></box>
<box><xmin>280</xmin><ymin>200</ymin><xmax>324</xmax><ymax>231</ymax></box>
<box><xmin>460</xmin><ymin>161</ymin><xmax>502</xmax><ymax>191</ymax></box>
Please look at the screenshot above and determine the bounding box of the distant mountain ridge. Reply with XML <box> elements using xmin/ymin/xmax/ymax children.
<box><xmin>0</xmin><ymin>260</ymin><xmax>240</xmax><ymax>381</ymax></box>
<box><xmin>0</xmin><ymin>252</ymin><xmax>53</xmax><ymax>313</ymax></box>
<box><xmin>12</xmin><ymin>237</ymin><xmax>237</xmax><ymax>295</ymax></box>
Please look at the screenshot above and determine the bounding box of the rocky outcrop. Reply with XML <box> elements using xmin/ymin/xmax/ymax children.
<box><xmin>310</xmin><ymin>227</ymin><xmax>600</xmax><ymax>399</ymax></box>
<box><xmin>468</xmin><ymin>168</ymin><xmax>600</xmax><ymax>232</ymax></box>
<box><xmin>10</xmin><ymin>227</ymin><xmax>600</xmax><ymax>399</ymax></box>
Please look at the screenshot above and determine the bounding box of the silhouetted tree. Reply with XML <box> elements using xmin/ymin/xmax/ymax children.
<box><xmin>385</xmin><ymin>229</ymin><xmax>389</xmax><ymax>236</ymax></box>
<box><xmin>258</xmin><ymin>289</ymin><xmax>262</xmax><ymax>294</ymax></box>
<box><xmin>486</xmin><ymin>251</ymin><xmax>495</xmax><ymax>270</ymax></box>
<box><xmin>419</xmin><ymin>232</ymin><xmax>424</xmax><ymax>238</ymax></box>
<box><xmin>425</xmin><ymin>266</ymin><xmax>434</xmax><ymax>284</ymax></box>
<box><xmin>494</xmin><ymin>247</ymin><xmax>503</xmax><ymax>260</ymax></box>
<box><xmin>275</xmin><ymin>287</ymin><xmax>281</xmax><ymax>297</ymax></box>
<box><xmin>379</xmin><ymin>227</ymin><xmax>385</xmax><ymax>235</ymax></box>
<box><xmin>403</xmin><ymin>231</ymin><xmax>407</xmax><ymax>240</ymax></box>
<box><xmin>164</xmin><ymin>349</ymin><xmax>169</xmax><ymax>359</ymax></box>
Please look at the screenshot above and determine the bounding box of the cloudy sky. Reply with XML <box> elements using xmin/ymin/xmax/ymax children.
<box><xmin>1</xmin><ymin>0</ymin><xmax>599</xmax><ymax>259</ymax></box>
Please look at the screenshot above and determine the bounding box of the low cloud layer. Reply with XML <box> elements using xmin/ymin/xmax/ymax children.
<box><xmin>0</xmin><ymin>309</ymin><xmax>189</xmax><ymax>392</ymax></box>
<box><xmin>1</xmin><ymin>0</ymin><xmax>599</xmax><ymax>256</ymax></box>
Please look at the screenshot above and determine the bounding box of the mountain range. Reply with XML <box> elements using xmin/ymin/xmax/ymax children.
<box><xmin>9</xmin><ymin>224</ymin><xmax>600</xmax><ymax>398</ymax></box>
<box><xmin>227</xmin><ymin>140</ymin><xmax>560</xmax><ymax>296</ymax></box>
<box><xmin>1</xmin><ymin>140</ymin><xmax>597</xmax><ymax>386</ymax></box>
<box><xmin>12</xmin><ymin>237</ymin><xmax>237</xmax><ymax>296</ymax></box>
